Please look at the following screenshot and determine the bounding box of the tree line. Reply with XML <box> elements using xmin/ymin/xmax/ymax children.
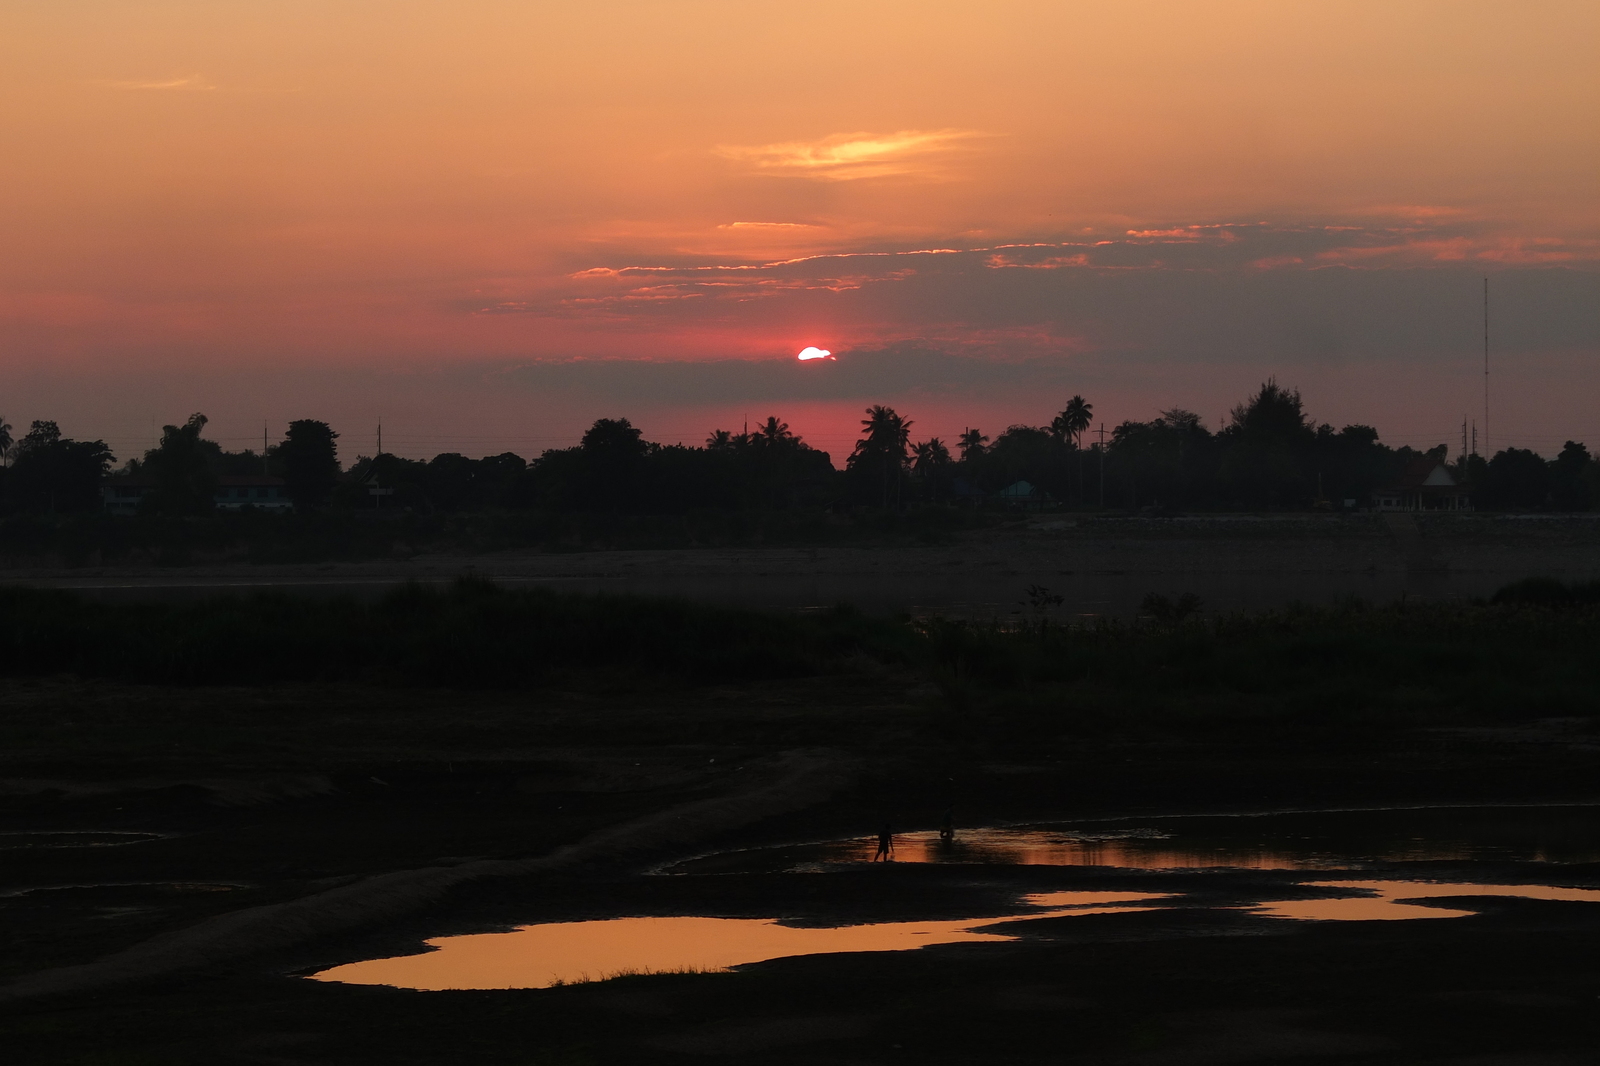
<box><xmin>0</xmin><ymin>380</ymin><xmax>1593</xmax><ymax>516</ymax></box>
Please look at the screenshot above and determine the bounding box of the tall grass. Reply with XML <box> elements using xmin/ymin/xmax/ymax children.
<box><xmin>0</xmin><ymin>579</ymin><xmax>907</xmax><ymax>688</ymax></box>
<box><xmin>2</xmin><ymin>580</ymin><xmax>1596</xmax><ymax>738</ymax></box>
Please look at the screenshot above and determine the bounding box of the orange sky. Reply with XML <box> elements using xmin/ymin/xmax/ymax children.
<box><xmin>2</xmin><ymin>1</ymin><xmax>1596</xmax><ymax>461</ymax></box>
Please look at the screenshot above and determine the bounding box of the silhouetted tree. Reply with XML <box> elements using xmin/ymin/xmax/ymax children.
<box><xmin>0</xmin><ymin>414</ymin><xmax>12</xmax><ymax>467</ymax></box>
<box><xmin>1217</xmin><ymin>379</ymin><xmax>1315</xmax><ymax>507</ymax></box>
<box><xmin>912</xmin><ymin>438</ymin><xmax>954</xmax><ymax>501</ymax></box>
<box><xmin>1485</xmin><ymin>447</ymin><xmax>1549</xmax><ymax>510</ymax></box>
<box><xmin>957</xmin><ymin>428</ymin><xmax>988</xmax><ymax>463</ymax></box>
<box><xmin>580</xmin><ymin>417</ymin><xmax>648</xmax><ymax>510</ymax></box>
<box><xmin>1106</xmin><ymin>410</ymin><xmax>1215</xmax><ymax>510</ymax></box>
<box><xmin>848</xmin><ymin>405</ymin><xmax>913</xmax><ymax>507</ymax></box>
<box><xmin>1550</xmin><ymin>441</ymin><xmax>1593</xmax><ymax>511</ymax></box>
<box><xmin>1050</xmin><ymin>396</ymin><xmax>1094</xmax><ymax>504</ymax></box>
<box><xmin>1051</xmin><ymin>396</ymin><xmax>1093</xmax><ymax>446</ymax></box>
<box><xmin>7</xmin><ymin>421</ymin><xmax>114</xmax><ymax>512</ymax></box>
<box><xmin>141</xmin><ymin>413</ymin><xmax>217</xmax><ymax>515</ymax></box>
<box><xmin>978</xmin><ymin>425</ymin><xmax>1068</xmax><ymax>499</ymax></box>
<box><xmin>274</xmin><ymin>420</ymin><xmax>340</xmax><ymax>510</ymax></box>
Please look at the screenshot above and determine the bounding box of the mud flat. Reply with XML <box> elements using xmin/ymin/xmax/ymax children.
<box><xmin>2</xmin><ymin>576</ymin><xmax>1597</xmax><ymax>1063</ymax></box>
<box><xmin>9</xmin><ymin>513</ymin><xmax>1600</xmax><ymax>617</ymax></box>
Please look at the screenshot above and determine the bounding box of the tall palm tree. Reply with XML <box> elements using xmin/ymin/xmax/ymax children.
<box><xmin>913</xmin><ymin>438</ymin><xmax>952</xmax><ymax>503</ymax></box>
<box><xmin>1054</xmin><ymin>395</ymin><xmax>1093</xmax><ymax>448</ymax></box>
<box><xmin>850</xmin><ymin>405</ymin><xmax>913</xmax><ymax>507</ymax></box>
<box><xmin>1052</xmin><ymin>396</ymin><xmax>1093</xmax><ymax>503</ymax></box>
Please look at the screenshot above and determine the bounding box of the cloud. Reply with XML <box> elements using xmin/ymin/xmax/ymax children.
<box><xmin>105</xmin><ymin>75</ymin><xmax>217</xmax><ymax>91</ymax></box>
<box><xmin>714</xmin><ymin>129</ymin><xmax>984</xmax><ymax>181</ymax></box>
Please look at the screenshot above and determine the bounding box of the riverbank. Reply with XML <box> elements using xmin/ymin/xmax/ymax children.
<box><xmin>2</xmin><ymin>585</ymin><xmax>1598</xmax><ymax>1063</ymax></box>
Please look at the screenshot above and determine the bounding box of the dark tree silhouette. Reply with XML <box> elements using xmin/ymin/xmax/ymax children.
<box><xmin>1228</xmin><ymin>378</ymin><xmax>1314</xmax><ymax>445</ymax></box>
<box><xmin>141</xmin><ymin>413</ymin><xmax>217</xmax><ymax>515</ymax></box>
<box><xmin>912</xmin><ymin>438</ymin><xmax>954</xmax><ymax>501</ymax></box>
<box><xmin>957</xmin><ymin>428</ymin><xmax>988</xmax><ymax>463</ymax></box>
<box><xmin>1550</xmin><ymin>441</ymin><xmax>1593</xmax><ymax>511</ymax></box>
<box><xmin>7</xmin><ymin>421</ymin><xmax>114</xmax><ymax>512</ymax></box>
<box><xmin>848</xmin><ymin>405</ymin><xmax>913</xmax><ymax>507</ymax></box>
<box><xmin>1486</xmin><ymin>448</ymin><xmax>1550</xmax><ymax>510</ymax></box>
<box><xmin>1051</xmin><ymin>396</ymin><xmax>1093</xmax><ymax>500</ymax></box>
<box><xmin>274</xmin><ymin>420</ymin><xmax>340</xmax><ymax>510</ymax></box>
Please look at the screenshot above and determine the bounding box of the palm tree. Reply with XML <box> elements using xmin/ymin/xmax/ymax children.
<box><xmin>913</xmin><ymin>438</ymin><xmax>953</xmax><ymax>503</ymax></box>
<box><xmin>913</xmin><ymin>437</ymin><xmax>950</xmax><ymax>472</ymax></box>
<box><xmin>957</xmin><ymin>428</ymin><xmax>988</xmax><ymax>463</ymax></box>
<box><xmin>1054</xmin><ymin>395</ymin><xmax>1093</xmax><ymax>448</ymax></box>
<box><xmin>705</xmin><ymin>429</ymin><xmax>735</xmax><ymax>450</ymax></box>
<box><xmin>1052</xmin><ymin>396</ymin><xmax>1093</xmax><ymax>504</ymax></box>
<box><xmin>757</xmin><ymin>416</ymin><xmax>795</xmax><ymax>448</ymax></box>
<box><xmin>0</xmin><ymin>414</ymin><xmax>11</xmax><ymax>467</ymax></box>
<box><xmin>850</xmin><ymin>405</ymin><xmax>913</xmax><ymax>507</ymax></box>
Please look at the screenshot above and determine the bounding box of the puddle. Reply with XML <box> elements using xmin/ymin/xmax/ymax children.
<box><xmin>670</xmin><ymin>804</ymin><xmax>1600</xmax><ymax>874</ymax></box>
<box><xmin>311</xmin><ymin>877</ymin><xmax>1600</xmax><ymax>991</ymax></box>
<box><xmin>0</xmin><ymin>831</ymin><xmax>163</xmax><ymax>849</ymax></box>
<box><xmin>1256</xmin><ymin>880</ymin><xmax>1600</xmax><ymax>921</ymax></box>
<box><xmin>311</xmin><ymin>892</ymin><xmax>1173</xmax><ymax>991</ymax></box>
<box><xmin>311</xmin><ymin>805</ymin><xmax>1600</xmax><ymax>992</ymax></box>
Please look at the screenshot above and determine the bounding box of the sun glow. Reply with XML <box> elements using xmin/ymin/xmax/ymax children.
<box><xmin>797</xmin><ymin>347</ymin><xmax>834</xmax><ymax>361</ymax></box>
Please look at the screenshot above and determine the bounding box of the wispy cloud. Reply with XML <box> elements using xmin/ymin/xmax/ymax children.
<box><xmin>477</xmin><ymin>220</ymin><xmax>1599</xmax><ymax>325</ymax></box>
<box><xmin>716</xmin><ymin>221</ymin><xmax>821</xmax><ymax>231</ymax></box>
<box><xmin>715</xmin><ymin>129</ymin><xmax>984</xmax><ymax>181</ymax></box>
<box><xmin>105</xmin><ymin>75</ymin><xmax>218</xmax><ymax>92</ymax></box>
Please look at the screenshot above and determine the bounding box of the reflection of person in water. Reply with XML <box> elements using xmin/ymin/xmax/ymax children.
<box><xmin>938</xmin><ymin>806</ymin><xmax>955</xmax><ymax>844</ymax></box>
<box><xmin>873</xmin><ymin>823</ymin><xmax>895</xmax><ymax>862</ymax></box>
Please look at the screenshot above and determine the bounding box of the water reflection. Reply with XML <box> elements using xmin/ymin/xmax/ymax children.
<box><xmin>313</xmin><ymin>805</ymin><xmax>1600</xmax><ymax>992</ymax></box>
<box><xmin>1256</xmin><ymin>880</ymin><xmax>1600</xmax><ymax>921</ymax></box>
<box><xmin>671</xmin><ymin>805</ymin><xmax>1600</xmax><ymax>874</ymax></box>
<box><xmin>311</xmin><ymin>877</ymin><xmax>1600</xmax><ymax>991</ymax></box>
<box><xmin>311</xmin><ymin>891</ymin><xmax>1172</xmax><ymax>991</ymax></box>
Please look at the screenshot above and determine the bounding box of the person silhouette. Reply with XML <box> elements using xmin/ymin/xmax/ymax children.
<box><xmin>938</xmin><ymin>805</ymin><xmax>955</xmax><ymax>844</ymax></box>
<box><xmin>873</xmin><ymin>822</ymin><xmax>895</xmax><ymax>862</ymax></box>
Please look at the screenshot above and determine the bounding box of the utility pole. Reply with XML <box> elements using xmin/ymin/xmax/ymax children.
<box><xmin>263</xmin><ymin>421</ymin><xmax>269</xmax><ymax>475</ymax></box>
<box><xmin>1098</xmin><ymin>423</ymin><xmax>1105</xmax><ymax>508</ymax></box>
<box><xmin>377</xmin><ymin>420</ymin><xmax>383</xmax><ymax>457</ymax></box>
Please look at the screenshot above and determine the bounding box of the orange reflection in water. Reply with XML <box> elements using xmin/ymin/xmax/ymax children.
<box><xmin>852</xmin><ymin>829</ymin><xmax>1318</xmax><ymax>870</ymax></box>
<box><xmin>310</xmin><ymin>891</ymin><xmax>1171</xmax><ymax>991</ymax></box>
<box><xmin>1255</xmin><ymin>880</ymin><xmax>1600</xmax><ymax>922</ymax></box>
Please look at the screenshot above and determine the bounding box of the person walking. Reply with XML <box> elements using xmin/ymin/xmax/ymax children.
<box><xmin>873</xmin><ymin>822</ymin><xmax>895</xmax><ymax>862</ymax></box>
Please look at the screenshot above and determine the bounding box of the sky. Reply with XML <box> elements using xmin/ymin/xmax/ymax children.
<box><xmin>2</xmin><ymin>0</ymin><xmax>1596</xmax><ymax>465</ymax></box>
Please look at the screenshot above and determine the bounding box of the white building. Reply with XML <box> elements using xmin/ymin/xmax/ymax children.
<box><xmin>101</xmin><ymin>475</ymin><xmax>294</xmax><ymax>514</ymax></box>
<box><xmin>1373</xmin><ymin>459</ymin><xmax>1472</xmax><ymax>512</ymax></box>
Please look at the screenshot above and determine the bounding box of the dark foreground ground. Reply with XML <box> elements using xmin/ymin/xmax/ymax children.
<box><xmin>2</xmin><ymin>579</ymin><xmax>1598</xmax><ymax>1064</ymax></box>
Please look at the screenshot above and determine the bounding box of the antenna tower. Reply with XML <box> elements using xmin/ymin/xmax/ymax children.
<box><xmin>1482</xmin><ymin>277</ymin><xmax>1489</xmax><ymax>456</ymax></box>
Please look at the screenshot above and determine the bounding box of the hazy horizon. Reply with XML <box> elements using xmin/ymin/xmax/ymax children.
<box><xmin>4</xmin><ymin>1</ymin><xmax>1596</xmax><ymax>463</ymax></box>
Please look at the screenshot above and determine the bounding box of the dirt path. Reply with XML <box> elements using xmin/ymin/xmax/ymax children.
<box><xmin>0</xmin><ymin>749</ymin><xmax>850</xmax><ymax>1003</ymax></box>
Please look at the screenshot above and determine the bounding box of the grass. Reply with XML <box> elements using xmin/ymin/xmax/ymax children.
<box><xmin>0</xmin><ymin>578</ymin><xmax>910</xmax><ymax>690</ymax></box>
<box><xmin>0</xmin><ymin>578</ymin><xmax>1596</xmax><ymax>755</ymax></box>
